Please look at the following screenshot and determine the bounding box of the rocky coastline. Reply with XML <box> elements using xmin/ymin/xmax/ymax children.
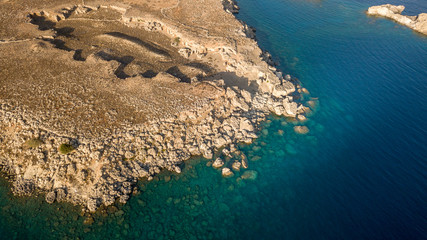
<box><xmin>0</xmin><ymin>0</ymin><xmax>314</xmax><ymax>212</ymax></box>
<box><xmin>367</xmin><ymin>4</ymin><xmax>427</xmax><ymax>35</ymax></box>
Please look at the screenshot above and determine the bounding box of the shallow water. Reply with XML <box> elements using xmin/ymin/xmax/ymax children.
<box><xmin>1</xmin><ymin>0</ymin><xmax>426</xmax><ymax>239</ymax></box>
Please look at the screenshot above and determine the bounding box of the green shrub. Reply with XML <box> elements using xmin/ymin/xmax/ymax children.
<box><xmin>24</xmin><ymin>138</ymin><xmax>44</xmax><ymax>148</ymax></box>
<box><xmin>58</xmin><ymin>144</ymin><xmax>74</xmax><ymax>154</ymax></box>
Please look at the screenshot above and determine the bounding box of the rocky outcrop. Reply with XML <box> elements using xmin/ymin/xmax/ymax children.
<box><xmin>367</xmin><ymin>4</ymin><xmax>427</xmax><ymax>35</ymax></box>
<box><xmin>0</xmin><ymin>0</ymin><xmax>315</xmax><ymax>212</ymax></box>
<box><xmin>222</xmin><ymin>0</ymin><xmax>240</xmax><ymax>14</ymax></box>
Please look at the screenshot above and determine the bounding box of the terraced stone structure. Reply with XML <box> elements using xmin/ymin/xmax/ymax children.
<box><xmin>0</xmin><ymin>0</ymin><xmax>311</xmax><ymax>211</ymax></box>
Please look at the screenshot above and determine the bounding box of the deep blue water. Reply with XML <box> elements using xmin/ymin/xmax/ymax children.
<box><xmin>234</xmin><ymin>0</ymin><xmax>427</xmax><ymax>238</ymax></box>
<box><xmin>0</xmin><ymin>0</ymin><xmax>426</xmax><ymax>239</ymax></box>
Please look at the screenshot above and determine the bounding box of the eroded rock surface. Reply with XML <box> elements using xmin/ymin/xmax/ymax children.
<box><xmin>367</xmin><ymin>4</ymin><xmax>427</xmax><ymax>35</ymax></box>
<box><xmin>0</xmin><ymin>0</ymin><xmax>314</xmax><ymax>211</ymax></box>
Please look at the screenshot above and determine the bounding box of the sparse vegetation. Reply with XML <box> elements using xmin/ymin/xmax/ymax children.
<box><xmin>173</xmin><ymin>37</ymin><xmax>181</xmax><ymax>45</ymax></box>
<box><xmin>24</xmin><ymin>138</ymin><xmax>44</xmax><ymax>148</ymax></box>
<box><xmin>58</xmin><ymin>144</ymin><xmax>75</xmax><ymax>154</ymax></box>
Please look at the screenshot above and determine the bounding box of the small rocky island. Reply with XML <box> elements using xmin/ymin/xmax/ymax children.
<box><xmin>367</xmin><ymin>4</ymin><xmax>427</xmax><ymax>35</ymax></box>
<box><xmin>0</xmin><ymin>0</ymin><xmax>313</xmax><ymax>212</ymax></box>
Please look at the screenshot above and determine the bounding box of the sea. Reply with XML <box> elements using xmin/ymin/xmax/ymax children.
<box><xmin>0</xmin><ymin>0</ymin><xmax>426</xmax><ymax>239</ymax></box>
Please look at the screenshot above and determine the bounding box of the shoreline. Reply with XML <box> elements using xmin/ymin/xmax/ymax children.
<box><xmin>0</xmin><ymin>0</ymin><xmax>313</xmax><ymax>212</ymax></box>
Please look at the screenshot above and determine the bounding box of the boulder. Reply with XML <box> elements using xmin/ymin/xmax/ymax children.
<box><xmin>223</xmin><ymin>0</ymin><xmax>239</xmax><ymax>13</ymax></box>
<box><xmin>231</xmin><ymin>161</ymin><xmax>241</xmax><ymax>171</ymax></box>
<box><xmin>124</xmin><ymin>151</ymin><xmax>134</xmax><ymax>159</ymax></box>
<box><xmin>301</xmin><ymin>88</ymin><xmax>310</xmax><ymax>94</ymax></box>
<box><xmin>56</xmin><ymin>188</ymin><xmax>67</xmax><ymax>202</ymax></box>
<box><xmin>294</xmin><ymin>126</ymin><xmax>309</xmax><ymax>134</ymax></box>
<box><xmin>297</xmin><ymin>114</ymin><xmax>307</xmax><ymax>122</ymax></box>
<box><xmin>87</xmin><ymin>198</ymin><xmax>99</xmax><ymax>212</ymax></box>
<box><xmin>212</xmin><ymin>158</ymin><xmax>224</xmax><ymax>168</ymax></box>
<box><xmin>45</xmin><ymin>191</ymin><xmax>56</xmax><ymax>204</ymax></box>
<box><xmin>272</xmin><ymin>82</ymin><xmax>295</xmax><ymax>98</ymax></box>
<box><xmin>231</xmin><ymin>97</ymin><xmax>249</xmax><ymax>111</ymax></box>
<box><xmin>213</xmin><ymin>137</ymin><xmax>227</xmax><ymax>148</ymax></box>
<box><xmin>241</xmin><ymin>154</ymin><xmax>249</xmax><ymax>169</ymax></box>
<box><xmin>283</xmin><ymin>100</ymin><xmax>298</xmax><ymax>117</ymax></box>
<box><xmin>239</xmin><ymin>118</ymin><xmax>254</xmax><ymax>132</ymax></box>
<box><xmin>240</xmin><ymin>89</ymin><xmax>252</xmax><ymax>103</ymax></box>
<box><xmin>119</xmin><ymin>195</ymin><xmax>129</xmax><ymax>204</ymax></box>
<box><xmin>414</xmin><ymin>13</ymin><xmax>427</xmax><ymax>34</ymax></box>
<box><xmin>226</xmin><ymin>87</ymin><xmax>237</xmax><ymax>99</ymax></box>
<box><xmin>222</xmin><ymin>168</ymin><xmax>234</xmax><ymax>177</ymax></box>
<box><xmin>199</xmin><ymin>144</ymin><xmax>213</xmax><ymax>159</ymax></box>
<box><xmin>272</xmin><ymin>84</ymin><xmax>288</xmax><ymax>98</ymax></box>
<box><xmin>222</xmin><ymin>148</ymin><xmax>232</xmax><ymax>158</ymax></box>
<box><xmin>272</xmin><ymin>103</ymin><xmax>285</xmax><ymax>116</ymax></box>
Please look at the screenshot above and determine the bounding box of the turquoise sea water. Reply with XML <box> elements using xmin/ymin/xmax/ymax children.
<box><xmin>1</xmin><ymin>0</ymin><xmax>426</xmax><ymax>239</ymax></box>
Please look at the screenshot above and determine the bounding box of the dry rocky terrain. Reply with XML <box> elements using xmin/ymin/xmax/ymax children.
<box><xmin>0</xmin><ymin>0</ymin><xmax>312</xmax><ymax>211</ymax></box>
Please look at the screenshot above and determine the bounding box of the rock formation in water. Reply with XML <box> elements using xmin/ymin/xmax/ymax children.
<box><xmin>367</xmin><ymin>4</ymin><xmax>427</xmax><ymax>35</ymax></box>
<box><xmin>0</xmin><ymin>0</ymin><xmax>313</xmax><ymax>212</ymax></box>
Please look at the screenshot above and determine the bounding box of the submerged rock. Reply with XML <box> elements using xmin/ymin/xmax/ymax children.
<box><xmin>294</xmin><ymin>126</ymin><xmax>309</xmax><ymax>134</ymax></box>
<box><xmin>297</xmin><ymin>114</ymin><xmax>307</xmax><ymax>122</ymax></box>
<box><xmin>83</xmin><ymin>217</ymin><xmax>94</xmax><ymax>225</ymax></box>
<box><xmin>241</xmin><ymin>170</ymin><xmax>258</xmax><ymax>180</ymax></box>
<box><xmin>250</xmin><ymin>156</ymin><xmax>261</xmax><ymax>162</ymax></box>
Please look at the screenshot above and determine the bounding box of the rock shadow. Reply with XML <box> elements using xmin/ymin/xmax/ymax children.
<box><xmin>184</xmin><ymin>62</ymin><xmax>214</xmax><ymax>74</ymax></box>
<box><xmin>166</xmin><ymin>66</ymin><xmax>191</xmax><ymax>83</ymax></box>
<box><xmin>73</xmin><ymin>49</ymin><xmax>85</xmax><ymax>61</ymax></box>
<box><xmin>56</xmin><ymin>26</ymin><xmax>76</xmax><ymax>38</ymax></box>
<box><xmin>28</xmin><ymin>14</ymin><xmax>56</xmax><ymax>30</ymax></box>
<box><xmin>208</xmin><ymin>72</ymin><xmax>259</xmax><ymax>92</ymax></box>
<box><xmin>50</xmin><ymin>39</ymin><xmax>73</xmax><ymax>51</ymax></box>
<box><xmin>141</xmin><ymin>70</ymin><xmax>158</xmax><ymax>78</ymax></box>
<box><xmin>105</xmin><ymin>32</ymin><xmax>171</xmax><ymax>58</ymax></box>
<box><xmin>28</xmin><ymin>15</ymin><xmax>84</xmax><ymax>60</ymax></box>
<box><xmin>96</xmin><ymin>51</ymin><xmax>135</xmax><ymax>79</ymax></box>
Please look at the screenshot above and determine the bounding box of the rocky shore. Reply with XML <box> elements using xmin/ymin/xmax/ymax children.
<box><xmin>0</xmin><ymin>0</ymin><xmax>314</xmax><ymax>212</ymax></box>
<box><xmin>367</xmin><ymin>4</ymin><xmax>427</xmax><ymax>35</ymax></box>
